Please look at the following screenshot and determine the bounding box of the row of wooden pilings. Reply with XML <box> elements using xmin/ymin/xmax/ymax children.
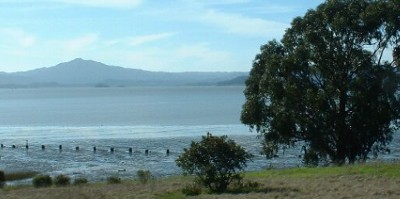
<box><xmin>0</xmin><ymin>144</ymin><xmax>170</xmax><ymax>155</ymax></box>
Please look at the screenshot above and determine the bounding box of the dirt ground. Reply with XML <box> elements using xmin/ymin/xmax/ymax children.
<box><xmin>199</xmin><ymin>175</ymin><xmax>400</xmax><ymax>199</ymax></box>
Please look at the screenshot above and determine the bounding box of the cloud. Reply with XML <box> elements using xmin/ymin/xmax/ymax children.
<box><xmin>56</xmin><ymin>0</ymin><xmax>142</xmax><ymax>8</ymax></box>
<box><xmin>128</xmin><ymin>32</ymin><xmax>175</xmax><ymax>46</ymax></box>
<box><xmin>0</xmin><ymin>28</ymin><xmax>36</xmax><ymax>47</ymax></box>
<box><xmin>174</xmin><ymin>43</ymin><xmax>236</xmax><ymax>71</ymax></box>
<box><xmin>191</xmin><ymin>0</ymin><xmax>250</xmax><ymax>5</ymax></box>
<box><xmin>201</xmin><ymin>10</ymin><xmax>288</xmax><ymax>37</ymax></box>
<box><xmin>63</xmin><ymin>34</ymin><xmax>99</xmax><ymax>55</ymax></box>
<box><xmin>175</xmin><ymin>43</ymin><xmax>227</xmax><ymax>60</ymax></box>
<box><xmin>249</xmin><ymin>5</ymin><xmax>298</xmax><ymax>14</ymax></box>
<box><xmin>120</xmin><ymin>43</ymin><xmax>238</xmax><ymax>72</ymax></box>
<box><xmin>1</xmin><ymin>0</ymin><xmax>143</xmax><ymax>9</ymax></box>
<box><xmin>102</xmin><ymin>32</ymin><xmax>175</xmax><ymax>47</ymax></box>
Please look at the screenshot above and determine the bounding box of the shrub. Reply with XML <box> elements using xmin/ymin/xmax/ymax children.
<box><xmin>107</xmin><ymin>176</ymin><xmax>121</xmax><ymax>184</ymax></box>
<box><xmin>0</xmin><ymin>170</ymin><xmax>4</xmax><ymax>188</ymax></box>
<box><xmin>0</xmin><ymin>170</ymin><xmax>5</xmax><ymax>182</ymax></box>
<box><xmin>33</xmin><ymin>175</ymin><xmax>52</xmax><ymax>188</ymax></box>
<box><xmin>137</xmin><ymin>170</ymin><xmax>151</xmax><ymax>184</ymax></box>
<box><xmin>73</xmin><ymin>177</ymin><xmax>88</xmax><ymax>185</ymax></box>
<box><xmin>3</xmin><ymin>171</ymin><xmax>38</xmax><ymax>181</ymax></box>
<box><xmin>54</xmin><ymin>174</ymin><xmax>70</xmax><ymax>187</ymax></box>
<box><xmin>182</xmin><ymin>183</ymin><xmax>202</xmax><ymax>196</ymax></box>
<box><xmin>176</xmin><ymin>133</ymin><xmax>253</xmax><ymax>193</ymax></box>
<box><xmin>230</xmin><ymin>180</ymin><xmax>262</xmax><ymax>193</ymax></box>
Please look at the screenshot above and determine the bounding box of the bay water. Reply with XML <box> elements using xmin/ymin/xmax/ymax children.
<box><xmin>0</xmin><ymin>86</ymin><xmax>274</xmax><ymax>184</ymax></box>
<box><xmin>0</xmin><ymin>86</ymin><xmax>398</xmax><ymax>184</ymax></box>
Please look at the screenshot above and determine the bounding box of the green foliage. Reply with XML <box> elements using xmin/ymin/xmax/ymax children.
<box><xmin>73</xmin><ymin>177</ymin><xmax>88</xmax><ymax>185</ymax></box>
<box><xmin>157</xmin><ymin>191</ymin><xmax>187</xmax><ymax>199</ymax></box>
<box><xmin>33</xmin><ymin>175</ymin><xmax>53</xmax><ymax>188</ymax></box>
<box><xmin>54</xmin><ymin>174</ymin><xmax>71</xmax><ymax>187</ymax></box>
<box><xmin>176</xmin><ymin>133</ymin><xmax>253</xmax><ymax>193</ymax></box>
<box><xmin>0</xmin><ymin>171</ymin><xmax>4</xmax><ymax>182</ymax></box>
<box><xmin>4</xmin><ymin>171</ymin><xmax>38</xmax><ymax>181</ymax></box>
<box><xmin>246</xmin><ymin>161</ymin><xmax>400</xmax><ymax>179</ymax></box>
<box><xmin>229</xmin><ymin>180</ymin><xmax>262</xmax><ymax>194</ymax></box>
<box><xmin>0</xmin><ymin>170</ymin><xmax>4</xmax><ymax>188</ymax></box>
<box><xmin>107</xmin><ymin>176</ymin><xmax>121</xmax><ymax>184</ymax></box>
<box><xmin>242</xmin><ymin>0</ymin><xmax>400</xmax><ymax>165</ymax></box>
<box><xmin>181</xmin><ymin>182</ymin><xmax>202</xmax><ymax>196</ymax></box>
<box><xmin>137</xmin><ymin>170</ymin><xmax>151</xmax><ymax>184</ymax></box>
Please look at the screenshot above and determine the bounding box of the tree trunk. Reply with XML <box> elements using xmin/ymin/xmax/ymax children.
<box><xmin>335</xmin><ymin>88</ymin><xmax>348</xmax><ymax>165</ymax></box>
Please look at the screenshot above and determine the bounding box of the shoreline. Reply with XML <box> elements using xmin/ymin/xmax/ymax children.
<box><xmin>1</xmin><ymin>129</ymin><xmax>400</xmax><ymax>184</ymax></box>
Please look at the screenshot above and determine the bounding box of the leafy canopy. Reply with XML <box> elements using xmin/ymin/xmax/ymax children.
<box><xmin>241</xmin><ymin>0</ymin><xmax>400</xmax><ymax>165</ymax></box>
<box><xmin>176</xmin><ymin>133</ymin><xmax>253</xmax><ymax>192</ymax></box>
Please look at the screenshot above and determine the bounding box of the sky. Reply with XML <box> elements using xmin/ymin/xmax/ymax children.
<box><xmin>0</xmin><ymin>0</ymin><xmax>325</xmax><ymax>73</ymax></box>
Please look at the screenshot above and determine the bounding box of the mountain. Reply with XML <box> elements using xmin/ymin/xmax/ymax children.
<box><xmin>1</xmin><ymin>58</ymin><xmax>247</xmax><ymax>87</ymax></box>
<box><xmin>216</xmin><ymin>75</ymin><xmax>248</xmax><ymax>86</ymax></box>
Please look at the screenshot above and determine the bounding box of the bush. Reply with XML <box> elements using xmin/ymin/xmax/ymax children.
<box><xmin>33</xmin><ymin>175</ymin><xmax>52</xmax><ymax>188</ymax></box>
<box><xmin>54</xmin><ymin>174</ymin><xmax>70</xmax><ymax>187</ymax></box>
<box><xmin>137</xmin><ymin>170</ymin><xmax>151</xmax><ymax>184</ymax></box>
<box><xmin>182</xmin><ymin>183</ymin><xmax>202</xmax><ymax>196</ymax></box>
<box><xmin>107</xmin><ymin>176</ymin><xmax>121</xmax><ymax>184</ymax></box>
<box><xmin>0</xmin><ymin>170</ymin><xmax>4</xmax><ymax>188</ymax></box>
<box><xmin>176</xmin><ymin>133</ymin><xmax>253</xmax><ymax>193</ymax></box>
<box><xmin>0</xmin><ymin>170</ymin><xmax>5</xmax><ymax>182</ymax></box>
<box><xmin>3</xmin><ymin>171</ymin><xmax>38</xmax><ymax>181</ymax></box>
<box><xmin>230</xmin><ymin>180</ymin><xmax>262</xmax><ymax>194</ymax></box>
<box><xmin>73</xmin><ymin>177</ymin><xmax>88</xmax><ymax>185</ymax></box>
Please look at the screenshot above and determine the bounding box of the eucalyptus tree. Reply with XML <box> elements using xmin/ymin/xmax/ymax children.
<box><xmin>241</xmin><ymin>0</ymin><xmax>400</xmax><ymax>165</ymax></box>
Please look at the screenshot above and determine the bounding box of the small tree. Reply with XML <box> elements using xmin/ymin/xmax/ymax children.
<box><xmin>176</xmin><ymin>133</ymin><xmax>253</xmax><ymax>193</ymax></box>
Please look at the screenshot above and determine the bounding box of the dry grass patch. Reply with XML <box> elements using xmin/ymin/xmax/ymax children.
<box><xmin>1</xmin><ymin>162</ymin><xmax>400</xmax><ymax>199</ymax></box>
<box><xmin>0</xmin><ymin>177</ymin><xmax>190</xmax><ymax>199</ymax></box>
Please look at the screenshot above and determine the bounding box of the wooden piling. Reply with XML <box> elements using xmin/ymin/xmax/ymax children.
<box><xmin>75</xmin><ymin>146</ymin><xmax>79</xmax><ymax>151</ymax></box>
<box><xmin>12</xmin><ymin>145</ymin><xmax>16</xmax><ymax>149</ymax></box>
<box><xmin>166</xmin><ymin>149</ymin><xmax>170</xmax><ymax>155</ymax></box>
<box><xmin>129</xmin><ymin>148</ymin><xmax>133</xmax><ymax>153</ymax></box>
<box><xmin>145</xmin><ymin>149</ymin><xmax>149</xmax><ymax>155</ymax></box>
<box><xmin>1</xmin><ymin>144</ymin><xmax>3</xmax><ymax>148</ymax></box>
<box><xmin>110</xmin><ymin>147</ymin><xmax>114</xmax><ymax>153</ymax></box>
<box><xmin>41</xmin><ymin>145</ymin><xmax>45</xmax><ymax>150</ymax></box>
<box><xmin>93</xmin><ymin>146</ymin><xmax>97</xmax><ymax>152</ymax></box>
<box><xmin>59</xmin><ymin>145</ymin><xmax>62</xmax><ymax>150</ymax></box>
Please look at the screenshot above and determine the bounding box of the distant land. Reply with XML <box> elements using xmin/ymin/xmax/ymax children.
<box><xmin>0</xmin><ymin>58</ymin><xmax>248</xmax><ymax>88</ymax></box>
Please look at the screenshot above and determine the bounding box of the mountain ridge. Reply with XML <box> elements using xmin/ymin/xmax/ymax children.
<box><xmin>1</xmin><ymin>58</ymin><xmax>247</xmax><ymax>87</ymax></box>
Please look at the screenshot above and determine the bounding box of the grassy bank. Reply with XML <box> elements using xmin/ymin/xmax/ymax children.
<box><xmin>4</xmin><ymin>171</ymin><xmax>38</xmax><ymax>182</ymax></box>
<box><xmin>1</xmin><ymin>162</ymin><xmax>400</xmax><ymax>199</ymax></box>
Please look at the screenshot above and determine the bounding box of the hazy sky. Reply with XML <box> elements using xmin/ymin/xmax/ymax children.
<box><xmin>0</xmin><ymin>0</ymin><xmax>324</xmax><ymax>72</ymax></box>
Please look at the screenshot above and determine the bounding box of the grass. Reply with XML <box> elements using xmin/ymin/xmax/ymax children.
<box><xmin>1</xmin><ymin>162</ymin><xmax>400</xmax><ymax>198</ymax></box>
<box><xmin>4</xmin><ymin>171</ymin><xmax>38</xmax><ymax>181</ymax></box>
<box><xmin>246</xmin><ymin>161</ymin><xmax>400</xmax><ymax>178</ymax></box>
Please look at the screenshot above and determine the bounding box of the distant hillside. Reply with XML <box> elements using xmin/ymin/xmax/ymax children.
<box><xmin>0</xmin><ymin>58</ymin><xmax>247</xmax><ymax>87</ymax></box>
<box><xmin>216</xmin><ymin>75</ymin><xmax>248</xmax><ymax>86</ymax></box>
